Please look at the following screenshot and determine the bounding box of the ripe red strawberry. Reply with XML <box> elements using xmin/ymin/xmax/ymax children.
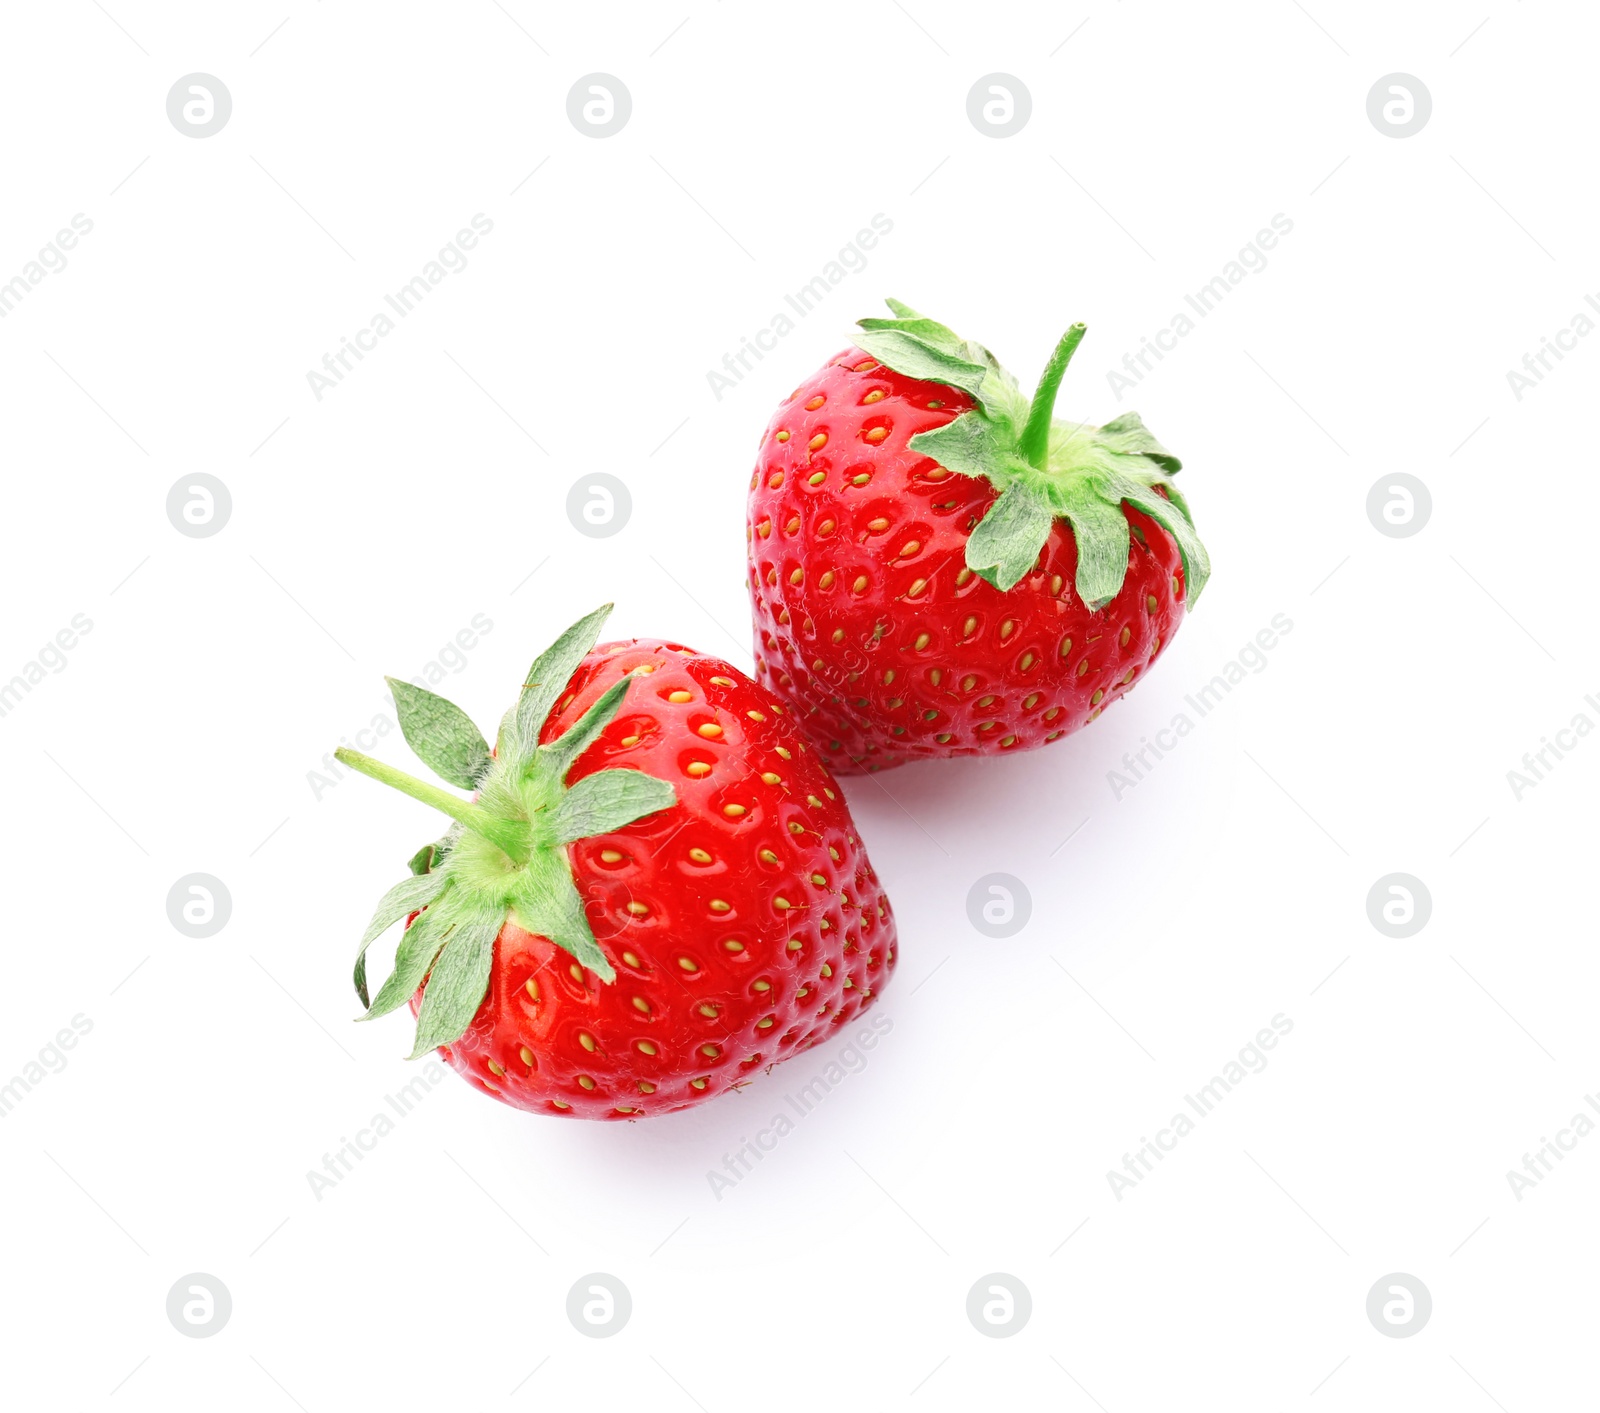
<box><xmin>337</xmin><ymin>605</ymin><xmax>895</xmax><ymax>1120</ymax></box>
<box><xmin>746</xmin><ymin>300</ymin><xmax>1211</xmax><ymax>773</ymax></box>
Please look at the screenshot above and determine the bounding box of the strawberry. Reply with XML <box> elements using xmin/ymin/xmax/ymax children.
<box><xmin>337</xmin><ymin>605</ymin><xmax>895</xmax><ymax>1120</ymax></box>
<box><xmin>746</xmin><ymin>300</ymin><xmax>1211</xmax><ymax>773</ymax></box>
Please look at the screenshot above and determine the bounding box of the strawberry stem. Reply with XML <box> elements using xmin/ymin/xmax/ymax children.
<box><xmin>335</xmin><ymin>747</ymin><xmax>528</xmax><ymax>860</ymax></box>
<box><xmin>1017</xmin><ymin>322</ymin><xmax>1088</xmax><ymax>469</ymax></box>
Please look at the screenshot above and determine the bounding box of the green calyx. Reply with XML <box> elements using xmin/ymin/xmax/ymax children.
<box><xmin>853</xmin><ymin>299</ymin><xmax>1211</xmax><ymax>608</ymax></box>
<box><xmin>340</xmin><ymin>604</ymin><xmax>676</xmax><ymax>1059</ymax></box>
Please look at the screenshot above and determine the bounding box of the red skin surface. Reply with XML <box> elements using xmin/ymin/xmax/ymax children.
<box><xmin>409</xmin><ymin>638</ymin><xmax>896</xmax><ymax>1120</ymax></box>
<box><xmin>747</xmin><ymin>346</ymin><xmax>1190</xmax><ymax>774</ymax></box>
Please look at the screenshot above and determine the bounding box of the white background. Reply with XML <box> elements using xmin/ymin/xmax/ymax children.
<box><xmin>1</xmin><ymin>1</ymin><xmax>1596</xmax><ymax>1408</ymax></box>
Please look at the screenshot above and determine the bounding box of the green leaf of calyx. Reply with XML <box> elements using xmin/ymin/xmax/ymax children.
<box><xmin>338</xmin><ymin>610</ymin><xmax>684</xmax><ymax>1021</ymax></box>
<box><xmin>353</xmin><ymin>871</ymin><xmax>452</xmax><ymax>1007</ymax></box>
<box><xmin>510</xmin><ymin>854</ymin><xmax>616</xmax><ymax>983</ymax></box>
<box><xmin>964</xmin><ymin>482</ymin><xmax>1056</xmax><ymax>592</ymax></box>
<box><xmin>538</xmin><ymin>674</ymin><xmax>634</xmax><ymax>780</ymax></box>
<box><xmin>550</xmin><ymin>768</ymin><xmax>676</xmax><ymax>846</ymax></box>
<box><xmin>407</xmin><ymin>906</ymin><xmax>505</xmax><ymax>1058</ymax></box>
<box><xmin>856</xmin><ymin>300</ymin><xmax>1210</xmax><ymax>609</ymax></box>
<box><xmin>363</xmin><ymin>905</ymin><xmax>453</xmax><ymax>1020</ymax></box>
<box><xmin>407</xmin><ymin>834</ymin><xmax>454</xmax><ymax>876</ymax></box>
<box><xmin>908</xmin><ymin>412</ymin><xmax>1028</xmax><ymax>485</ymax></box>
<box><xmin>509</xmin><ymin>603</ymin><xmax>614</xmax><ymax>762</ymax></box>
<box><xmin>387</xmin><ymin>678</ymin><xmax>492</xmax><ymax>790</ymax></box>
<box><xmin>1096</xmin><ymin>411</ymin><xmax>1182</xmax><ymax>474</ymax></box>
<box><xmin>854</xmin><ymin>307</ymin><xmax>990</xmax><ymax>402</ymax></box>
<box><xmin>1060</xmin><ymin>487</ymin><xmax>1139</xmax><ymax>610</ymax></box>
<box><xmin>1106</xmin><ymin>474</ymin><xmax>1212</xmax><ymax>609</ymax></box>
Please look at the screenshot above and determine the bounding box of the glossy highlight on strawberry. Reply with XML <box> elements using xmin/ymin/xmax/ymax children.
<box><xmin>337</xmin><ymin>607</ymin><xmax>895</xmax><ymax>1120</ymax></box>
<box><xmin>747</xmin><ymin>300</ymin><xmax>1211</xmax><ymax>773</ymax></box>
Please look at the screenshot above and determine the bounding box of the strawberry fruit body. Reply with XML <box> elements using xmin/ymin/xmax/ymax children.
<box><xmin>746</xmin><ymin>301</ymin><xmax>1212</xmax><ymax>773</ymax></box>
<box><xmin>339</xmin><ymin>606</ymin><xmax>896</xmax><ymax>1120</ymax></box>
